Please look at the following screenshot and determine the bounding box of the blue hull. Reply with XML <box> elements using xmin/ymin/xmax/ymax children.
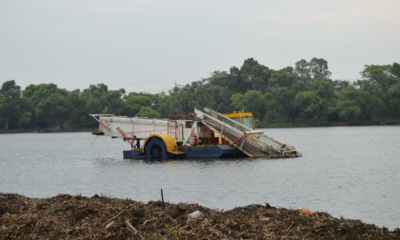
<box><xmin>123</xmin><ymin>145</ymin><xmax>247</xmax><ymax>159</ymax></box>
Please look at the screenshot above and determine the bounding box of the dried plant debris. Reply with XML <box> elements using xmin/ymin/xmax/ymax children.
<box><xmin>0</xmin><ymin>193</ymin><xmax>399</xmax><ymax>240</ymax></box>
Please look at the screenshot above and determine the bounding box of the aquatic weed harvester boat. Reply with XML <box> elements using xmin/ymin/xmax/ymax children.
<box><xmin>90</xmin><ymin>108</ymin><xmax>301</xmax><ymax>159</ymax></box>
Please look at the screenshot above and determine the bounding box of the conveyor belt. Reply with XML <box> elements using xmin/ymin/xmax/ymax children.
<box><xmin>195</xmin><ymin>108</ymin><xmax>301</xmax><ymax>158</ymax></box>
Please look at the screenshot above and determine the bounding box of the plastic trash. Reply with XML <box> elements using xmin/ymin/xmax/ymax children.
<box><xmin>299</xmin><ymin>208</ymin><xmax>311</xmax><ymax>214</ymax></box>
<box><xmin>188</xmin><ymin>210</ymin><xmax>201</xmax><ymax>219</ymax></box>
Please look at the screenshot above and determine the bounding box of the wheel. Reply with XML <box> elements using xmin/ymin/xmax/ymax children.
<box><xmin>150</xmin><ymin>144</ymin><xmax>162</xmax><ymax>158</ymax></box>
<box><xmin>144</xmin><ymin>137</ymin><xmax>168</xmax><ymax>159</ymax></box>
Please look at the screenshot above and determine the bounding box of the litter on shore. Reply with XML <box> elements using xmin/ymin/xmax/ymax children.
<box><xmin>1</xmin><ymin>193</ymin><xmax>399</xmax><ymax>239</ymax></box>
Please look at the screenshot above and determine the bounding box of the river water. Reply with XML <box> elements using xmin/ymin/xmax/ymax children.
<box><xmin>0</xmin><ymin>126</ymin><xmax>399</xmax><ymax>229</ymax></box>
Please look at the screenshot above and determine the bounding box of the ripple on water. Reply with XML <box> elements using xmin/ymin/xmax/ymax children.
<box><xmin>0</xmin><ymin>127</ymin><xmax>399</xmax><ymax>229</ymax></box>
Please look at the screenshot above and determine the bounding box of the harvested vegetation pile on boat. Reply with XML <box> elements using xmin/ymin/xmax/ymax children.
<box><xmin>1</xmin><ymin>193</ymin><xmax>399</xmax><ymax>240</ymax></box>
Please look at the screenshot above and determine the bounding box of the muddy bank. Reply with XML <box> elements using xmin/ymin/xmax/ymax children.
<box><xmin>0</xmin><ymin>193</ymin><xmax>399</xmax><ymax>240</ymax></box>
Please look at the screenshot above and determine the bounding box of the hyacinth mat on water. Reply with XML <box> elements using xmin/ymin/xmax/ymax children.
<box><xmin>1</xmin><ymin>193</ymin><xmax>399</xmax><ymax>240</ymax></box>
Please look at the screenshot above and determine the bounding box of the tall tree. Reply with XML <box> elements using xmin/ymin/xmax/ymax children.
<box><xmin>0</xmin><ymin>80</ymin><xmax>31</xmax><ymax>129</ymax></box>
<box><xmin>385</xmin><ymin>82</ymin><xmax>400</xmax><ymax>118</ymax></box>
<box><xmin>231</xmin><ymin>90</ymin><xmax>266</xmax><ymax>120</ymax></box>
<box><xmin>361</xmin><ymin>64</ymin><xmax>397</xmax><ymax>89</ymax></box>
<box><xmin>239</xmin><ymin>58</ymin><xmax>270</xmax><ymax>92</ymax></box>
<box><xmin>35</xmin><ymin>90</ymin><xmax>69</xmax><ymax>130</ymax></box>
<box><xmin>295</xmin><ymin>58</ymin><xmax>331</xmax><ymax>81</ymax></box>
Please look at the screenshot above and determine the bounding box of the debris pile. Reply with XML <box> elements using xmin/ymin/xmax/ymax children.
<box><xmin>1</xmin><ymin>193</ymin><xmax>399</xmax><ymax>239</ymax></box>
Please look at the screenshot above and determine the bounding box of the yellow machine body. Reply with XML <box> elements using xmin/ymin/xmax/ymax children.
<box><xmin>212</xmin><ymin>111</ymin><xmax>256</xmax><ymax>144</ymax></box>
<box><xmin>223</xmin><ymin>111</ymin><xmax>256</xmax><ymax>130</ymax></box>
<box><xmin>142</xmin><ymin>134</ymin><xmax>179</xmax><ymax>153</ymax></box>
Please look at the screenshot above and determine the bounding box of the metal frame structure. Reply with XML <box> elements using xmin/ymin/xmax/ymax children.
<box><xmin>90</xmin><ymin>108</ymin><xmax>301</xmax><ymax>159</ymax></box>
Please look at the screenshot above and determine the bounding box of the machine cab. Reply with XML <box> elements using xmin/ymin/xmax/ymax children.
<box><xmin>223</xmin><ymin>111</ymin><xmax>256</xmax><ymax>130</ymax></box>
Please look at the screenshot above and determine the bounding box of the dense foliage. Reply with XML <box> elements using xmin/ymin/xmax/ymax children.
<box><xmin>1</xmin><ymin>58</ymin><xmax>399</xmax><ymax>130</ymax></box>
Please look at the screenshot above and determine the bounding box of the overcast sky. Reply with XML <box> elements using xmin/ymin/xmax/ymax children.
<box><xmin>1</xmin><ymin>0</ymin><xmax>399</xmax><ymax>93</ymax></box>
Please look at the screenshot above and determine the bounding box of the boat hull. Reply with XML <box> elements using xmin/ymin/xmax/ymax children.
<box><xmin>123</xmin><ymin>145</ymin><xmax>248</xmax><ymax>159</ymax></box>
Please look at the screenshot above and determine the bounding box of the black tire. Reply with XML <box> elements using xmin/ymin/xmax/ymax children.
<box><xmin>144</xmin><ymin>137</ymin><xmax>168</xmax><ymax>159</ymax></box>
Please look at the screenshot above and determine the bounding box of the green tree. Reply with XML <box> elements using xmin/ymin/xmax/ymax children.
<box><xmin>361</xmin><ymin>64</ymin><xmax>397</xmax><ymax>89</ymax></box>
<box><xmin>231</xmin><ymin>93</ymin><xmax>246</xmax><ymax>111</ymax></box>
<box><xmin>23</xmin><ymin>83</ymin><xmax>59</xmax><ymax>109</ymax></box>
<box><xmin>65</xmin><ymin>89</ymin><xmax>87</xmax><ymax>129</ymax></box>
<box><xmin>295</xmin><ymin>58</ymin><xmax>331</xmax><ymax>81</ymax></box>
<box><xmin>332</xmin><ymin>80</ymin><xmax>350</xmax><ymax>93</ymax></box>
<box><xmin>0</xmin><ymin>80</ymin><xmax>32</xmax><ymax>129</ymax></box>
<box><xmin>81</xmin><ymin>84</ymin><xmax>109</xmax><ymax>115</ymax></box>
<box><xmin>330</xmin><ymin>86</ymin><xmax>374</xmax><ymax>123</ymax></box>
<box><xmin>231</xmin><ymin>90</ymin><xmax>266</xmax><ymax>120</ymax></box>
<box><xmin>239</xmin><ymin>58</ymin><xmax>270</xmax><ymax>92</ymax></box>
<box><xmin>226</xmin><ymin>66</ymin><xmax>242</xmax><ymax>93</ymax></box>
<box><xmin>23</xmin><ymin>83</ymin><xmax>61</xmax><ymax>127</ymax></box>
<box><xmin>309</xmin><ymin>58</ymin><xmax>331</xmax><ymax>79</ymax></box>
<box><xmin>3</xmin><ymin>58</ymin><xmax>399</xmax><ymax>130</ymax></box>
<box><xmin>23</xmin><ymin>83</ymin><xmax>73</xmax><ymax>129</ymax></box>
<box><xmin>207</xmin><ymin>71</ymin><xmax>230</xmax><ymax>87</ymax></box>
<box><xmin>268</xmin><ymin>67</ymin><xmax>298</xmax><ymax>89</ymax></box>
<box><xmin>295</xmin><ymin>91</ymin><xmax>328</xmax><ymax>121</ymax></box>
<box><xmin>264</xmin><ymin>87</ymin><xmax>297</xmax><ymax>123</ymax></box>
<box><xmin>333</xmin><ymin>100</ymin><xmax>362</xmax><ymax>123</ymax></box>
<box><xmin>123</xmin><ymin>94</ymin><xmax>152</xmax><ymax>116</ymax></box>
<box><xmin>135</xmin><ymin>106</ymin><xmax>161</xmax><ymax>118</ymax></box>
<box><xmin>390</xmin><ymin>63</ymin><xmax>400</xmax><ymax>78</ymax></box>
<box><xmin>36</xmin><ymin>91</ymin><xmax>69</xmax><ymax>130</ymax></box>
<box><xmin>106</xmin><ymin>89</ymin><xmax>125</xmax><ymax>115</ymax></box>
<box><xmin>385</xmin><ymin>82</ymin><xmax>400</xmax><ymax>118</ymax></box>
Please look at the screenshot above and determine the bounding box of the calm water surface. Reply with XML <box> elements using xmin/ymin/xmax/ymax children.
<box><xmin>0</xmin><ymin>126</ymin><xmax>399</xmax><ymax>229</ymax></box>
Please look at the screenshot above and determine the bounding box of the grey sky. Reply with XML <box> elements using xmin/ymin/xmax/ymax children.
<box><xmin>1</xmin><ymin>0</ymin><xmax>399</xmax><ymax>93</ymax></box>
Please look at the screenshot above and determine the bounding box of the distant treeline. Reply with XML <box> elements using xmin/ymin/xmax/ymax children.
<box><xmin>1</xmin><ymin>58</ymin><xmax>400</xmax><ymax>131</ymax></box>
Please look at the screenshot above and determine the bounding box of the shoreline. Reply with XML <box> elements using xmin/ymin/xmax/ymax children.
<box><xmin>0</xmin><ymin>129</ymin><xmax>95</xmax><ymax>134</ymax></box>
<box><xmin>1</xmin><ymin>193</ymin><xmax>399</xmax><ymax>239</ymax></box>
